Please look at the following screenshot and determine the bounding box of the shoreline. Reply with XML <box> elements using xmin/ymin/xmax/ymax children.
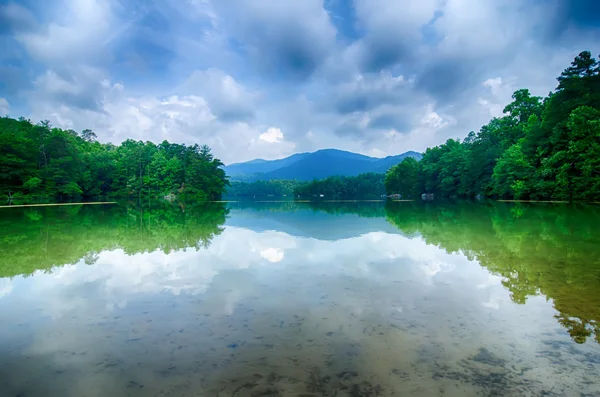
<box><xmin>0</xmin><ymin>202</ymin><xmax>117</xmax><ymax>209</ymax></box>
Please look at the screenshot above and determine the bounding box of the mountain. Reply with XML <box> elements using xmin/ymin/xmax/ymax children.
<box><xmin>224</xmin><ymin>149</ymin><xmax>422</xmax><ymax>182</ymax></box>
<box><xmin>224</xmin><ymin>153</ymin><xmax>308</xmax><ymax>177</ymax></box>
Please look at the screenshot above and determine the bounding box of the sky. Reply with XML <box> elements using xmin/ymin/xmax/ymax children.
<box><xmin>0</xmin><ymin>0</ymin><xmax>599</xmax><ymax>164</ymax></box>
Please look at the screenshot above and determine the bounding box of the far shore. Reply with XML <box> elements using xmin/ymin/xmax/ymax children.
<box><xmin>0</xmin><ymin>202</ymin><xmax>117</xmax><ymax>209</ymax></box>
<box><xmin>2</xmin><ymin>199</ymin><xmax>596</xmax><ymax>209</ymax></box>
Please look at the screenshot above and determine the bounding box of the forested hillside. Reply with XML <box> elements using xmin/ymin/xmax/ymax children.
<box><xmin>226</xmin><ymin>180</ymin><xmax>300</xmax><ymax>198</ymax></box>
<box><xmin>386</xmin><ymin>51</ymin><xmax>600</xmax><ymax>201</ymax></box>
<box><xmin>226</xmin><ymin>173</ymin><xmax>385</xmax><ymax>199</ymax></box>
<box><xmin>293</xmin><ymin>173</ymin><xmax>385</xmax><ymax>199</ymax></box>
<box><xmin>0</xmin><ymin>117</ymin><xmax>228</xmax><ymax>201</ymax></box>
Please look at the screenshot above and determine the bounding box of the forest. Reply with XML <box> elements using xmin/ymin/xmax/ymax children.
<box><xmin>293</xmin><ymin>173</ymin><xmax>385</xmax><ymax>199</ymax></box>
<box><xmin>386</xmin><ymin>51</ymin><xmax>600</xmax><ymax>201</ymax></box>
<box><xmin>226</xmin><ymin>179</ymin><xmax>300</xmax><ymax>198</ymax></box>
<box><xmin>0</xmin><ymin>117</ymin><xmax>228</xmax><ymax>201</ymax></box>
<box><xmin>226</xmin><ymin>173</ymin><xmax>385</xmax><ymax>199</ymax></box>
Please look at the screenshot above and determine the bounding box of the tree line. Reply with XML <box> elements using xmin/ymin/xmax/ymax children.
<box><xmin>226</xmin><ymin>179</ymin><xmax>300</xmax><ymax>198</ymax></box>
<box><xmin>226</xmin><ymin>173</ymin><xmax>385</xmax><ymax>199</ymax></box>
<box><xmin>0</xmin><ymin>117</ymin><xmax>228</xmax><ymax>201</ymax></box>
<box><xmin>293</xmin><ymin>173</ymin><xmax>385</xmax><ymax>199</ymax></box>
<box><xmin>386</xmin><ymin>51</ymin><xmax>600</xmax><ymax>201</ymax></box>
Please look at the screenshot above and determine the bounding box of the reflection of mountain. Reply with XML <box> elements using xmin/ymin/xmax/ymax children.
<box><xmin>0</xmin><ymin>202</ymin><xmax>228</xmax><ymax>278</ymax></box>
<box><xmin>225</xmin><ymin>201</ymin><xmax>402</xmax><ymax>240</ymax></box>
<box><xmin>385</xmin><ymin>202</ymin><xmax>600</xmax><ymax>345</ymax></box>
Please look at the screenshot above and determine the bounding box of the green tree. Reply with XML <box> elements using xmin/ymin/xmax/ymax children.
<box><xmin>503</xmin><ymin>89</ymin><xmax>543</xmax><ymax>125</ymax></box>
<box><xmin>492</xmin><ymin>140</ymin><xmax>533</xmax><ymax>199</ymax></box>
<box><xmin>0</xmin><ymin>116</ymin><xmax>228</xmax><ymax>202</ymax></box>
<box><xmin>384</xmin><ymin>50</ymin><xmax>600</xmax><ymax>202</ymax></box>
<box><xmin>385</xmin><ymin>157</ymin><xmax>419</xmax><ymax>198</ymax></box>
<box><xmin>294</xmin><ymin>173</ymin><xmax>386</xmax><ymax>199</ymax></box>
<box><xmin>551</xmin><ymin>106</ymin><xmax>600</xmax><ymax>201</ymax></box>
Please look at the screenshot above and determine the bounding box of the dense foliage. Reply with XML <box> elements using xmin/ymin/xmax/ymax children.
<box><xmin>294</xmin><ymin>173</ymin><xmax>385</xmax><ymax>199</ymax></box>
<box><xmin>0</xmin><ymin>117</ymin><xmax>228</xmax><ymax>201</ymax></box>
<box><xmin>386</xmin><ymin>51</ymin><xmax>600</xmax><ymax>201</ymax></box>
<box><xmin>227</xmin><ymin>173</ymin><xmax>385</xmax><ymax>199</ymax></box>
<box><xmin>226</xmin><ymin>180</ymin><xmax>300</xmax><ymax>198</ymax></box>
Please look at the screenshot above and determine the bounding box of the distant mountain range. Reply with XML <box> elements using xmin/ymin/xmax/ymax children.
<box><xmin>224</xmin><ymin>149</ymin><xmax>422</xmax><ymax>182</ymax></box>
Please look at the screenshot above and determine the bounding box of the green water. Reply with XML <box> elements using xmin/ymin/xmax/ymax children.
<box><xmin>0</xmin><ymin>201</ymin><xmax>599</xmax><ymax>396</ymax></box>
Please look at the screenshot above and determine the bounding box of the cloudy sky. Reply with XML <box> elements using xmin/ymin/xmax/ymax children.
<box><xmin>0</xmin><ymin>0</ymin><xmax>599</xmax><ymax>164</ymax></box>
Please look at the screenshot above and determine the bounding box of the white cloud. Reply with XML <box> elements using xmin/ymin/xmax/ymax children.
<box><xmin>478</xmin><ymin>77</ymin><xmax>515</xmax><ymax>118</ymax></box>
<box><xmin>179</xmin><ymin>69</ymin><xmax>257</xmax><ymax>120</ymax></box>
<box><xmin>15</xmin><ymin>0</ymin><xmax>114</xmax><ymax>65</ymax></box>
<box><xmin>213</xmin><ymin>0</ymin><xmax>337</xmax><ymax>78</ymax></box>
<box><xmin>29</xmin><ymin>77</ymin><xmax>214</xmax><ymax>142</ymax></box>
<box><xmin>25</xmin><ymin>70</ymin><xmax>298</xmax><ymax>163</ymax></box>
<box><xmin>0</xmin><ymin>98</ymin><xmax>10</xmax><ymax>116</ymax></box>
<box><xmin>421</xmin><ymin>104</ymin><xmax>454</xmax><ymax>130</ymax></box>
<box><xmin>353</xmin><ymin>0</ymin><xmax>440</xmax><ymax>68</ymax></box>
<box><xmin>259</xmin><ymin>127</ymin><xmax>284</xmax><ymax>143</ymax></box>
<box><xmin>433</xmin><ymin>0</ymin><xmax>525</xmax><ymax>57</ymax></box>
<box><xmin>187</xmin><ymin>0</ymin><xmax>219</xmax><ymax>23</ymax></box>
<box><xmin>30</xmin><ymin>67</ymin><xmax>108</xmax><ymax>111</ymax></box>
<box><xmin>260</xmin><ymin>248</ymin><xmax>285</xmax><ymax>263</ymax></box>
<box><xmin>483</xmin><ymin>77</ymin><xmax>504</xmax><ymax>94</ymax></box>
<box><xmin>3</xmin><ymin>0</ymin><xmax>598</xmax><ymax>164</ymax></box>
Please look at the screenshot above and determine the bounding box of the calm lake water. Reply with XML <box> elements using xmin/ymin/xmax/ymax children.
<box><xmin>0</xmin><ymin>201</ymin><xmax>599</xmax><ymax>396</ymax></box>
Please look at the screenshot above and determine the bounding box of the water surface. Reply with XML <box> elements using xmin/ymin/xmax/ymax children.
<box><xmin>0</xmin><ymin>201</ymin><xmax>599</xmax><ymax>396</ymax></box>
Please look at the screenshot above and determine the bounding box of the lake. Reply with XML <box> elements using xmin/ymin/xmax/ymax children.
<box><xmin>0</xmin><ymin>201</ymin><xmax>599</xmax><ymax>396</ymax></box>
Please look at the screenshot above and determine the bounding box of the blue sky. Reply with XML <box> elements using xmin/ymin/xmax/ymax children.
<box><xmin>0</xmin><ymin>0</ymin><xmax>599</xmax><ymax>164</ymax></box>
